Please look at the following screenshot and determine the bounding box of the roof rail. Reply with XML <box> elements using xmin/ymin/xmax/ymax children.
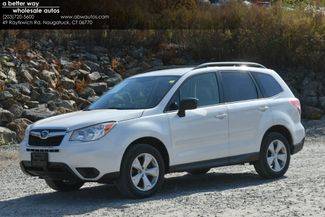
<box><xmin>193</xmin><ymin>62</ymin><xmax>266</xmax><ymax>70</ymax></box>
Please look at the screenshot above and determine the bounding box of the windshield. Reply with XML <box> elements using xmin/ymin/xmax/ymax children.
<box><xmin>88</xmin><ymin>76</ymin><xmax>179</xmax><ymax>110</ymax></box>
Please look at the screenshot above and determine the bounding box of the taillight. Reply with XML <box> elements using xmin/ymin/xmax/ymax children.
<box><xmin>289</xmin><ymin>98</ymin><xmax>301</xmax><ymax>115</ymax></box>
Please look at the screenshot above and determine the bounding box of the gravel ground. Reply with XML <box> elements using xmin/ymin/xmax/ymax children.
<box><xmin>0</xmin><ymin>126</ymin><xmax>324</xmax><ymax>217</ymax></box>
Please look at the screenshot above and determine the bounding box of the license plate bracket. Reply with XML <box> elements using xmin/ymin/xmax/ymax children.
<box><xmin>31</xmin><ymin>152</ymin><xmax>48</xmax><ymax>168</ymax></box>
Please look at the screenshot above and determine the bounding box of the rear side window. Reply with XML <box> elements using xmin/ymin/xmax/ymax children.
<box><xmin>252</xmin><ymin>72</ymin><xmax>283</xmax><ymax>97</ymax></box>
<box><xmin>220</xmin><ymin>71</ymin><xmax>258</xmax><ymax>102</ymax></box>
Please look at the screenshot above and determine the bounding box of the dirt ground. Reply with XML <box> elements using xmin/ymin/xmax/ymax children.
<box><xmin>0</xmin><ymin>123</ymin><xmax>324</xmax><ymax>217</ymax></box>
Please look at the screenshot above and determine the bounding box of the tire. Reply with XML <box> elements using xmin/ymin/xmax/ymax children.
<box><xmin>117</xmin><ymin>144</ymin><xmax>165</xmax><ymax>198</ymax></box>
<box><xmin>187</xmin><ymin>168</ymin><xmax>210</xmax><ymax>175</ymax></box>
<box><xmin>254</xmin><ymin>132</ymin><xmax>291</xmax><ymax>179</ymax></box>
<box><xmin>45</xmin><ymin>179</ymin><xmax>84</xmax><ymax>192</ymax></box>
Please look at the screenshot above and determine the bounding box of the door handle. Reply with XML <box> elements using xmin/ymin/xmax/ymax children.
<box><xmin>215</xmin><ymin>113</ymin><xmax>227</xmax><ymax>119</ymax></box>
<box><xmin>259</xmin><ymin>105</ymin><xmax>269</xmax><ymax>112</ymax></box>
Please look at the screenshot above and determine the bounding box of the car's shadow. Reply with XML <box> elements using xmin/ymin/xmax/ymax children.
<box><xmin>0</xmin><ymin>172</ymin><xmax>284</xmax><ymax>216</ymax></box>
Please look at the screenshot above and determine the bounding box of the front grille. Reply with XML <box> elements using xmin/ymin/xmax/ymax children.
<box><xmin>28</xmin><ymin>129</ymin><xmax>66</xmax><ymax>146</ymax></box>
<box><xmin>28</xmin><ymin>135</ymin><xmax>64</xmax><ymax>146</ymax></box>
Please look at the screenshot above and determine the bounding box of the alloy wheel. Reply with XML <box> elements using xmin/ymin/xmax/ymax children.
<box><xmin>266</xmin><ymin>139</ymin><xmax>288</xmax><ymax>172</ymax></box>
<box><xmin>130</xmin><ymin>153</ymin><xmax>159</xmax><ymax>191</ymax></box>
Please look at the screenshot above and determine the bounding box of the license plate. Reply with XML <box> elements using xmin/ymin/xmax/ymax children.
<box><xmin>31</xmin><ymin>152</ymin><xmax>48</xmax><ymax>167</ymax></box>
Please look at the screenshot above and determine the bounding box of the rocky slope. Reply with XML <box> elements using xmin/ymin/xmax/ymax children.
<box><xmin>0</xmin><ymin>38</ymin><xmax>324</xmax><ymax>144</ymax></box>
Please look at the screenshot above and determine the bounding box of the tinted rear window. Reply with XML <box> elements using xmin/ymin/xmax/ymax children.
<box><xmin>220</xmin><ymin>71</ymin><xmax>258</xmax><ymax>102</ymax></box>
<box><xmin>252</xmin><ymin>72</ymin><xmax>283</xmax><ymax>97</ymax></box>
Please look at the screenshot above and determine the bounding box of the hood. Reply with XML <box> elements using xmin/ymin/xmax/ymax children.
<box><xmin>31</xmin><ymin>109</ymin><xmax>144</xmax><ymax>131</ymax></box>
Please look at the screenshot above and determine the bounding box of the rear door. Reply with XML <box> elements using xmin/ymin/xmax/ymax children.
<box><xmin>166</xmin><ymin>72</ymin><xmax>229</xmax><ymax>165</ymax></box>
<box><xmin>219</xmin><ymin>70</ymin><xmax>272</xmax><ymax>156</ymax></box>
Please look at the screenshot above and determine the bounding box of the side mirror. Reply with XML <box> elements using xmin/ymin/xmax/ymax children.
<box><xmin>177</xmin><ymin>98</ymin><xmax>198</xmax><ymax>117</ymax></box>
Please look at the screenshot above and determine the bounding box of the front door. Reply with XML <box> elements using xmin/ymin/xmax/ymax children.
<box><xmin>166</xmin><ymin>72</ymin><xmax>229</xmax><ymax>165</ymax></box>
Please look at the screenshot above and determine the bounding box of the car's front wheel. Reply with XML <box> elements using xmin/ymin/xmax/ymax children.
<box><xmin>45</xmin><ymin>179</ymin><xmax>84</xmax><ymax>192</ymax></box>
<box><xmin>254</xmin><ymin>132</ymin><xmax>291</xmax><ymax>178</ymax></box>
<box><xmin>117</xmin><ymin>144</ymin><xmax>165</xmax><ymax>198</ymax></box>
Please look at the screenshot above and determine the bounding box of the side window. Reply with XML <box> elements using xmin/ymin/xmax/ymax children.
<box><xmin>252</xmin><ymin>72</ymin><xmax>283</xmax><ymax>97</ymax></box>
<box><xmin>221</xmin><ymin>71</ymin><xmax>258</xmax><ymax>102</ymax></box>
<box><xmin>180</xmin><ymin>73</ymin><xmax>219</xmax><ymax>107</ymax></box>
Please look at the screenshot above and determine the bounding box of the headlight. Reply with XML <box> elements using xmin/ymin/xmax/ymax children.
<box><xmin>70</xmin><ymin>122</ymin><xmax>116</xmax><ymax>142</ymax></box>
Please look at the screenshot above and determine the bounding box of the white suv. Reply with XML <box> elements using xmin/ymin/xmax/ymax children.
<box><xmin>19</xmin><ymin>62</ymin><xmax>305</xmax><ymax>198</ymax></box>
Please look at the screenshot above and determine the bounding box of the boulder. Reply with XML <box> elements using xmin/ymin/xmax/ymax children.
<box><xmin>9</xmin><ymin>83</ymin><xmax>31</xmax><ymax>95</ymax></box>
<box><xmin>7</xmin><ymin>68</ymin><xmax>18</xmax><ymax>83</ymax></box>
<box><xmin>61</xmin><ymin>76</ymin><xmax>75</xmax><ymax>89</ymax></box>
<box><xmin>26</xmin><ymin>100</ymin><xmax>39</xmax><ymax>108</ymax></box>
<box><xmin>7</xmin><ymin>118</ymin><xmax>32</xmax><ymax>141</ymax></box>
<box><xmin>79</xmin><ymin>87</ymin><xmax>96</xmax><ymax>99</ymax></box>
<box><xmin>7</xmin><ymin>103</ymin><xmax>23</xmax><ymax>118</ymax></box>
<box><xmin>0</xmin><ymin>108</ymin><xmax>14</xmax><ymax>125</ymax></box>
<box><xmin>303</xmin><ymin>106</ymin><xmax>323</xmax><ymax>120</ymax></box>
<box><xmin>48</xmin><ymin>100</ymin><xmax>76</xmax><ymax>110</ymax></box>
<box><xmin>0</xmin><ymin>91</ymin><xmax>13</xmax><ymax>101</ymax></box>
<box><xmin>88</xmin><ymin>71</ymin><xmax>101</xmax><ymax>81</ymax></box>
<box><xmin>84</xmin><ymin>61</ymin><xmax>100</xmax><ymax>72</ymax></box>
<box><xmin>40</xmin><ymin>70</ymin><xmax>57</xmax><ymax>87</ymax></box>
<box><xmin>21</xmin><ymin>69</ymin><xmax>33</xmax><ymax>83</ymax></box>
<box><xmin>0</xmin><ymin>127</ymin><xmax>17</xmax><ymax>145</ymax></box>
<box><xmin>89</xmin><ymin>82</ymin><xmax>108</xmax><ymax>95</ymax></box>
<box><xmin>22</xmin><ymin>106</ymin><xmax>55</xmax><ymax>122</ymax></box>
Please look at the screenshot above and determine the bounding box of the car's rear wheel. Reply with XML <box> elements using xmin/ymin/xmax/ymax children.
<box><xmin>187</xmin><ymin>168</ymin><xmax>210</xmax><ymax>175</ymax></box>
<box><xmin>117</xmin><ymin>144</ymin><xmax>165</xmax><ymax>198</ymax></box>
<box><xmin>45</xmin><ymin>179</ymin><xmax>84</xmax><ymax>192</ymax></box>
<box><xmin>254</xmin><ymin>132</ymin><xmax>290</xmax><ymax>178</ymax></box>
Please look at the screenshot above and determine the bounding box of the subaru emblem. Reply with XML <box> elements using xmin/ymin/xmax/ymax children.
<box><xmin>40</xmin><ymin>130</ymin><xmax>50</xmax><ymax>139</ymax></box>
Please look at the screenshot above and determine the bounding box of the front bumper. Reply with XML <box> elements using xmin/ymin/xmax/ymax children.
<box><xmin>20</xmin><ymin>161</ymin><xmax>119</xmax><ymax>183</ymax></box>
<box><xmin>19</xmin><ymin>131</ymin><xmax>124</xmax><ymax>182</ymax></box>
<box><xmin>292</xmin><ymin>137</ymin><xmax>304</xmax><ymax>155</ymax></box>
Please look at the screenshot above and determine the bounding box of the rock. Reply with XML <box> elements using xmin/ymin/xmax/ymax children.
<box><xmin>7</xmin><ymin>103</ymin><xmax>23</xmax><ymax>118</ymax></box>
<box><xmin>0</xmin><ymin>108</ymin><xmax>14</xmax><ymax>125</ymax></box>
<box><xmin>88</xmin><ymin>96</ymin><xmax>99</xmax><ymax>103</ymax></box>
<box><xmin>61</xmin><ymin>76</ymin><xmax>75</xmax><ymax>89</ymax></box>
<box><xmin>0</xmin><ymin>98</ymin><xmax>17</xmax><ymax>110</ymax></box>
<box><xmin>105</xmin><ymin>74</ymin><xmax>122</xmax><ymax>87</ymax></box>
<box><xmin>26</xmin><ymin>100</ymin><xmax>39</xmax><ymax>108</ymax></box>
<box><xmin>79</xmin><ymin>87</ymin><xmax>96</xmax><ymax>99</ymax></box>
<box><xmin>30</xmin><ymin>90</ymin><xmax>41</xmax><ymax>101</ymax></box>
<box><xmin>48</xmin><ymin>100</ymin><xmax>76</xmax><ymax>110</ymax></box>
<box><xmin>88</xmin><ymin>71</ymin><xmax>101</xmax><ymax>81</ymax></box>
<box><xmin>22</xmin><ymin>106</ymin><xmax>55</xmax><ymax>122</ymax></box>
<box><xmin>303</xmin><ymin>106</ymin><xmax>323</xmax><ymax>120</ymax></box>
<box><xmin>84</xmin><ymin>52</ymin><xmax>98</xmax><ymax>61</ymax></box>
<box><xmin>34</xmin><ymin>79</ymin><xmax>49</xmax><ymax>88</ymax></box>
<box><xmin>9</xmin><ymin>83</ymin><xmax>31</xmax><ymax>95</ymax></box>
<box><xmin>69</xmin><ymin>69</ymin><xmax>90</xmax><ymax>79</ymax></box>
<box><xmin>7</xmin><ymin>68</ymin><xmax>18</xmax><ymax>83</ymax></box>
<box><xmin>0</xmin><ymin>127</ymin><xmax>17</xmax><ymax>145</ymax></box>
<box><xmin>40</xmin><ymin>70</ymin><xmax>57</xmax><ymax>87</ymax></box>
<box><xmin>0</xmin><ymin>70</ymin><xmax>7</xmax><ymax>80</ymax></box>
<box><xmin>21</xmin><ymin>69</ymin><xmax>33</xmax><ymax>82</ymax></box>
<box><xmin>84</xmin><ymin>61</ymin><xmax>100</xmax><ymax>72</ymax></box>
<box><xmin>39</xmin><ymin>91</ymin><xmax>58</xmax><ymax>103</ymax></box>
<box><xmin>89</xmin><ymin>82</ymin><xmax>108</xmax><ymax>95</ymax></box>
<box><xmin>3</xmin><ymin>61</ymin><xmax>15</xmax><ymax>67</ymax></box>
<box><xmin>0</xmin><ymin>91</ymin><xmax>13</xmax><ymax>101</ymax></box>
<box><xmin>7</xmin><ymin>118</ymin><xmax>32</xmax><ymax>141</ymax></box>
